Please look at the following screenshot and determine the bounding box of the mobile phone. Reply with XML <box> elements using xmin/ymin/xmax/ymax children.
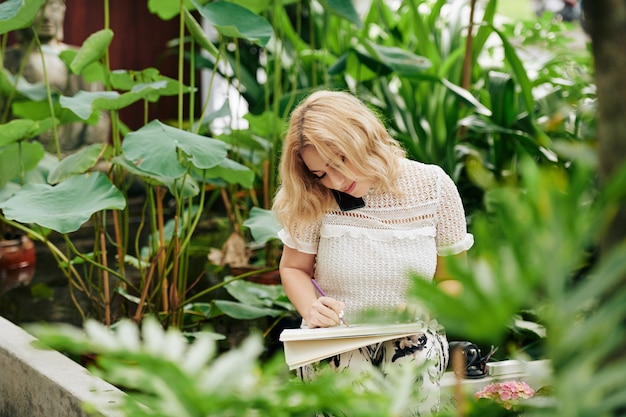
<box><xmin>331</xmin><ymin>189</ymin><xmax>365</xmax><ymax>211</ymax></box>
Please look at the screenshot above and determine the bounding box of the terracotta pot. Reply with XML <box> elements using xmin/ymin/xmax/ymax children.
<box><xmin>0</xmin><ymin>235</ymin><xmax>37</xmax><ymax>294</ymax></box>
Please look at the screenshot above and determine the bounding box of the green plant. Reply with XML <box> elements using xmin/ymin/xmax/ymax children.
<box><xmin>411</xmin><ymin>156</ymin><xmax>626</xmax><ymax>416</ymax></box>
<box><xmin>0</xmin><ymin>0</ymin><xmax>281</xmax><ymax>330</ymax></box>
<box><xmin>272</xmin><ymin>0</ymin><xmax>595</xmax><ymax>217</ymax></box>
<box><xmin>1</xmin><ymin>0</ymin><xmax>597</xmax><ymax>353</ymax></box>
<box><xmin>29</xmin><ymin>315</ymin><xmax>425</xmax><ymax>417</ymax></box>
<box><xmin>28</xmin><ymin>154</ymin><xmax>626</xmax><ymax>417</ymax></box>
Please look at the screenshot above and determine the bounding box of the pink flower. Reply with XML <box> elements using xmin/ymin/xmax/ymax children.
<box><xmin>475</xmin><ymin>381</ymin><xmax>535</xmax><ymax>410</ymax></box>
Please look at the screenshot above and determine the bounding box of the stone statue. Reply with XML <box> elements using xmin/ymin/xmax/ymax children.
<box><xmin>3</xmin><ymin>0</ymin><xmax>110</xmax><ymax>156</ymax></box>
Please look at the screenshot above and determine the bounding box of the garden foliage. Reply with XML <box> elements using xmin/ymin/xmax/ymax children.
<box><xmin>4</xmin><ymin>0</ymin><xmax>624</xmax><ymax>415</ymax></box>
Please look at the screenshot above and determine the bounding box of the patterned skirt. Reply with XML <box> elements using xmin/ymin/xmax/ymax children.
<box><xmin>297</xmin><ymin>325</ymin><xmax>449</xmax><ymax>417</ymax></box>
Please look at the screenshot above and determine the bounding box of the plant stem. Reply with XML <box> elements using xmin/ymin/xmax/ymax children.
<box><xmin>32</xmin><ymin>29</ymin><xmax>60</xmax><ymax>159</ymax></box>
<box><xmin>98</xmin><ymin>213</ymin><xmax>111</xmax><ymax>327</ymax></box>
<box><xmin>155</xmin><ymin>187</ymin><xmax>168</xmax><ymax>311</ymax></box>
<box><xmin>178</xmin><ymin>0</ymin><xmax>185</xmax><ymax>129</ymax></box>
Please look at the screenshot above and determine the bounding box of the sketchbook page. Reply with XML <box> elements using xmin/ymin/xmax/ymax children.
<box><xmin>282</xmin><ymin>331</ymin><xmax>419</xmax><ymax>369</ymax></box>
<box><xmin>279</xmin><ymin>322</ymin><xmax>425</xmax><ymax>342</ymax></box>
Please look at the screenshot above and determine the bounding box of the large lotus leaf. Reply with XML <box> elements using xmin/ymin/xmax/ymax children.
<box><xmin>47</xmin><ymin>144</ymin><xmax>109</xmax><ymax>184</ymax></box>
<box><xmin>23</xmin><ymin>152</ymin><xmax>59</xmax><ymax>185</ymax></box>
<box><xmin>109</xmin><ymin>68</ymin><xmax>194</xmax><ymax>96</ymax></box>
<box><xmin>0</xmin><ymin>119</ymin><xmax>40</xmax><ymax>146</ymax></box>
<box><xmin>244</xmin><ymin>110</ymin><xmax>285</xmax><ymax>140</ymax></box>
<box><xmin>363</xmin><ymin>41</ymin><xmax>431</xmax><ymax>77</ymax></box>
<box><xmin>122</xmin><ymin>120</ymin><xmax>228</xmax><ymax>179</ymax></box>
<box><xmin>0</xmin><ymin>141</ymin><xmax>45</xmax><ymax>188</ymax></box>
<box><xmin>59</xmin><ymin>91</ymin><xmax>120</xmax><ymax>120</ymax></box>
<box><xmin>158</xmin><ymin>174</ymin><xmax>200</xmax><ymax>198</ymax></box>
<box><xmin>130</xmin><ymin>79</ymin><xmax>195</xmax><ymax>101</ymax></box>
<box><xmin>209</xmin><ymin>158</ymin><xmax>255</xmax><ymax>188</ymax></box>
<box><xmin>225</xmin><ymin>280</ymin><xmax>290</xmax><ymax>309</ymax></box>
<box><xmin>0</xmin><ymin>172</ymin><xmax>126</xmax><ymax>233</ymax></box>
<box><xmin>88</xmin><ymin>91</ymin><xmax>141</xmax><ymax>112</ymax></box>
<box><xmin>193</xmin><ymin>0</ymin><xmax>273</xmax><ymax>46</ymax></box>
<box><xmin>0</xmin><ymin>0</ymin><xmax>47</xmax><ymax>35</ymax></box>
<box><xmin>70</xmin><ymin>29</ymin><xmax>114</xmax><ymax>75</ymax></box>
<box><xmin>12</xmin><ymin>100</ymin><xmax>85</xmax><ymax>125</ymax></box>
<box><xmin>114</xmin><ymin>71</ymin><xmax>195</xmax><ymax>103</ymax></box>
<box><xmin>112</xmin><ymin>155</ymin><xmax>200</xmax><ymax>198</ymax></box>
<box><xmin>0</xmin><ymin>182</ymin><xmax>20</xmax><ymax>204</ymax></box>
<box><xmin>217</xmin><ymin>128</ymin><xmax>271</xmax><ymax>155</ymax></box>
<box><xmin>213</xmin><ymin>299</ymin><xmax>283</xmax><ymax>320</ymax></box>
<box><xmin>110</xmin><ymin>68</ymin><xmax>161</xmax><ymax>90</ymax></box>
<box><xmin>0</xmin><ymin>69</ymin><xmax>48</xmax><ymax>101</ymax></box>
<box><xmin>228</xmin><ymin>0</ymin><xmax>300</xmax><ymax>14</ymax></box>
<box><xmin>59</xmin><ymin>49</ymin><xmax>106</xmax><ymax>84</ymax></box>
<box><xmin>147</xmin><ymin>0</ymin><xmax>207</xmax><ymax>20</ymax></box>
<box><xmin>183</xmin><ymin>9</ymin><xmax>219</xmax><ymax>59</ymax></box>
<box><xmin>191</xmin><ymin>157</ymin><xmax>255</xmax><ymax>188</ymax></box>
<box><xmin>60</xmin><ymin>83</ymin><xmax>192</xmax><ymax>118</ymax></box>
<box><xmin>242</xmin><ymin>207</ymin><xmax>281</xmax><ymax>244</ymax></box>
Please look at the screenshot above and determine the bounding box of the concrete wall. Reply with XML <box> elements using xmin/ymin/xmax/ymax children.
<box><xmin>0</xmin><ymin>317</ymin><xmax>123</xmax><ymax>417</ymax></box>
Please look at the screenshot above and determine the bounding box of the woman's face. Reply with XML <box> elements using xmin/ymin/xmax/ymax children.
<box><xmin>300</xmin><ymin>146</ymin><xmax>372</xmax><ymax>198</ymax></box>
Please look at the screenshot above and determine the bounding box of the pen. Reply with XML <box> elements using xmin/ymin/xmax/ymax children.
<box><xmin>311</xmin><ymin>278</ymin><xmax>349</xmax><ymax>326</ymax></box>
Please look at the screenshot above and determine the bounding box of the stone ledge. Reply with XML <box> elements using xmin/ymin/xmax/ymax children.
<box><xmin>0</xmin><ymin>316</ymin><xmax>124</xmax><ymax>417</ymax></box>
<box><xmin>441</xmin><ymin>358</ymin><xmax>552</xmax><ymax>400</ymax></box>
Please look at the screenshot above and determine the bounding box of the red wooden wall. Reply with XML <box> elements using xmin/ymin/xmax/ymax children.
<box><xmin>63</xmin><ymin>0</ymin><xmax>183</xmax><ymax>131</ymax></box>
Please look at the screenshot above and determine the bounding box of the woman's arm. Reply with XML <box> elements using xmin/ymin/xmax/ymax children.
<box><xmin>279</xmin><ymin>246</ymin><xmax>346</xmax><ymax>327</ymax></box>
<box><xmin>434</xmin><ymin>252</ymin><xmax>466</xmax><ymax>296</ymax></box>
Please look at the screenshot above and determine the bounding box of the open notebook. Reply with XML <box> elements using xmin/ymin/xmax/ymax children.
<box><xmin>279</xmin><ymin>323</ymin><xmax>425</xmax><ymax>370</ymax></box>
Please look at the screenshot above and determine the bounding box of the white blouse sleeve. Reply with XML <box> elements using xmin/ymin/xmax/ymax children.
<box><xmin>435</xmin><ymin>167</ymin><xmax>474</xmax><ymax>256</ymax></box>
<box><xmin>277</xmin><ymin>220</ymin><xmax>322</xmax><ymax>255</ymax></box>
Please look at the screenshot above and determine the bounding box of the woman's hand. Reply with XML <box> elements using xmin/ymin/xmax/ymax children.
<box><xmin>279</xmin><ymin>247</ymin><xmax>347</xmax><ymax>327</ymax></box>
<box><xmin>305</xmin><ymin>296</ymin><xmax>346</xmax><ymax>328</ymax></box>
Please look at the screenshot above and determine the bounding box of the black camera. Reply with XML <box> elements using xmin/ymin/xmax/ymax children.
<box><xmin>449</xmin><ymin>341</ymin><xmax>497</xmax><ymax>379</ymax></box>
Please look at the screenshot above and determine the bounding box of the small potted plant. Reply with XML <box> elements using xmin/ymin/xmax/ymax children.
<box><xmin>0</xmin><ymin>220</ymin><xmax>36</xmax><ymax>294</ymax></box>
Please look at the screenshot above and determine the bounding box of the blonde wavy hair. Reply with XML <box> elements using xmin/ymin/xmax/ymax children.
<box><xmin>273</xmin><ymin>90</ymin><xmax>406</xmax><ymax>236</ymax></box>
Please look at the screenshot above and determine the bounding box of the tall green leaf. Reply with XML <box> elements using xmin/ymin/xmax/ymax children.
<box><xmin>323</xmin><ymin>0</ymin><xmax>363</xmax><ymax>28</ymax></box>
<box><xmin>47</xmin><ymin>144</ymin><xmax>109</xmax><ymax>184</ymax></box>
<box><xmin>242</xmin><ymin>207</ymin><xmax>281</xmax><ymax>244</ymax></box>
<box><xmin>193</xmin><ymin>0</ymin><xmax>273</xmax><ymax>46</ymax></box>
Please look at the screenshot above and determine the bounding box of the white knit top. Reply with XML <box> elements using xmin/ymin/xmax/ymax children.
<box><xmin>278</xmin><ymin>159</ymin><xmax>474</xmax><ymax>316</ymax></box>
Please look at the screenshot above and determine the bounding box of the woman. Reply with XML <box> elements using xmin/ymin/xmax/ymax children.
<box><xmin>273</xmin><ymin>90</ymin><xmax>473</xmax><ymax>415</ymax></box>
